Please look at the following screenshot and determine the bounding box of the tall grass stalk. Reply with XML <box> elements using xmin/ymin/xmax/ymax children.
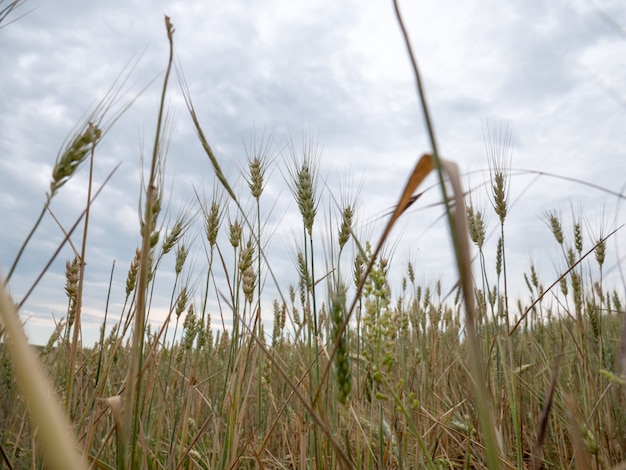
<box><xmin>121</xmin><ymin>15</ymin><xmax>175</xmax><ymax>469</ymax></box>
<box><xmin>393</xmin><ymin>1</ymin><xmax>500</xmax><ymax>467</ymax></box>
<box><xmin>245</xmin><ymin>135</ymin><xmax>271</xmax><ymax>434</ymax></box>
<box><xmin>65</xmin><ymin>131</ymin><xmax>98</xmax><ymax>417</ymax></box>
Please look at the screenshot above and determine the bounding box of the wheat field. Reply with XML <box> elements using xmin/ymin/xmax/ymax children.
<box><xmin>1</xmin><ymin>3</ymin><xmax>626</xmax><ymax>469</ymax></box>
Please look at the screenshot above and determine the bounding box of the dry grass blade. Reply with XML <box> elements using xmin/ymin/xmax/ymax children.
<box><xmin>363</xmin><ymin>153</ymin><xmax>434</xmax><ymax>292</ymax></box>
<box><xmin>384</xmin><ymin>154</ymin><xmax>434</xmax><ymax>239</ymax></box>
<box><xmin>0</xmin><ymin>283</ymin><xmax>87</xmax><ymax>470</ymax></box>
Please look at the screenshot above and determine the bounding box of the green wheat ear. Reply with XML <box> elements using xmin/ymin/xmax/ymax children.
<box><xmin>331</xmin><ymin>283</ymin><xmax>351</xmax><ymax>405</ymax></box>
<box><xmin>50</xmin><ymin>122</ymin><xmax>102</xmax><ymax>198</ymax></box>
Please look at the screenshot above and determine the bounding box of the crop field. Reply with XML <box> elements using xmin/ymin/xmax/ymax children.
<box><xmin>1</xmin><ymin>2</ymin><xmax>625</xmax><ymax>469</ymax></box>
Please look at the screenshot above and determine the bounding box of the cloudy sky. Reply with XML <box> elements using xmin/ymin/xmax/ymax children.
<box><xmin>1</xmin><ymin>0</ymin><xmax>625</xmax><ymax>346</ymax></box>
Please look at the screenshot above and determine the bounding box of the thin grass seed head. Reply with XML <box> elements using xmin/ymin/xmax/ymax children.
<box><xmin>613</xmin><ymin>292</ymin><xmax>622</xmax><ymax>313</ymax></box>
<box><xmin>362</xmin><ymin>256</ymin><xmax>393</xmax><ymax>367</ymax></box>
<box><xmin>174</xmin><ymin>242</ymin><xmax>188</xmax><ymax>276</ymax></box>
<box><xmin>491</xmin><ymin>172</ymin><xmax>509</xmax><ymax>224</ymax></box>
<box><xmin>298</xmin><ymin>164</ymin><xmax>316</xmax><ymax>235</ymax></box>
<box><xmin>484</xmin><ymin>121</ymin><xmax>512</xmax><ymax>224</ymax></box>
<box><xmin>581</xmin><ymin>423</ymin><xmax>600</xmax><ymax>456</ymax></box>
<box><xmin>272</xmin><ymin>299</ymin><xmax>281</xmax><ymax>347</ymax></box>
<box><xmin>571</xmin><ymin>271</ymin><xmax>583</xmax><ymax>313</ymax></box>
<box><xmin>595</xmin><ymin>237</ymin><xmax>606</xmax><ymax>268</ymax></box>
<box><xmin>280</xmin><ymin>301</ymin><xmax>286</xmax><ymax>331</ymax></box>
<box><xmin>140</xmin><ymin>183</ymin><xmax>163</xmax><ymax>249</ymax></box>
<box><xmin>64</xmin><ymin>256</ymin><xmax>80</xmax><ymax>327</ymax></box>
<box><xmin>546</xmin><ymin>211</ymin><xmax>564</xmax><ymax>246</ymax></box>
<box><xmin>443</xmin><ymin>305</ymin><xmax>454</xmax><ymax>331</ymax></box>
<box><xmin>49</xmin><ymin>122</ymin><xmax>102</xmax><ymax>198</ymax></box>
<box><xmin>182</xmin><ymin>304</ymin><xmax>198</xmax><ymax>350</ymax></box>
<box><xmin>242</xmin><ymin>266</ymin><xmax>256</xmax><ymax>304</ymax></box>
<box><xmin>203</xmin><ymin>201</ymin><xmax>221</xmax><ymax>249</ymax></box>
<box><xmin>198</xmin><ymin>312</ymin><xmax>213</xmax><ymax>352</ymax></box>
<box><xmin>218</xmin><ymin>329</ymin><xmax>231</xmax><ymax>354</ymax></box>
<box><xmin>523</xmin><ymin>273</ymin><xmax>533</xmax><ymax>294</ymax></box>
<box><xmin>567</xmin><ymin>247</ymin><xmax>576</xmax><ymax>268</ymax></box>
<box><xmin>175</xmin><ymin>286</ymin><xmax>188</xmax><ymax>319</ymax></box>
<box><xmin>287</xmin><ymin>153</ymin><xmax>319</xmax><ymax>237</ymax></box>
<box><xmin>149</xmin><ymin>183</ymin><xmax>163</xmax><ymax>225</ymax></box>
<box><xmin>593</xmin><ymin>281</ymin><xmax>603</xmax><ymax>300</ymax></box>
<box><xmin>238</xmin><ymin>239</ymin><xmax>256</xmax><ymax>302</ymax></box>
<box><xmin>147</xmin><ymin>250</ymin><xmax>155</xmax><ymax>283</ymax></box>
<box><xmin>476</xmin><ymin>288</ymin><xmax>486</xmax><ymax>313</ymax></box>
<box><xmin>64</xmin><ymin>257</ymin><xmax>80</xmax><ymax>300</ymax></box>
<box><xmin>297</xmin><ymin>251</ymin><xmax>311</xmax><ymax>291</ymax></box>
<box><xmin>330</xmin><ymin>283</ymin><xmax>351</xmax><ymax>405</ymax></box>
<box><xmin>238</xmin><ymin>239</ymin><xmax>254</xmax><ymax>274</ymax></box>
<box><xmin>247</xmin><ymin>156</ymin><xmax>266</xmax><ymax>200</ymax></box>
<box><xmin>530</xmin><ymin>264</ymin><xmax>539</xmax><ymax>290</ymax></box>
<box><xmin>589</xmin><ymin>218</ymin><xmax>608</xmax><ymax>269</ymax></box>
<box><xmin>488</xmin><ymin>285</ymin><xmax>497</xmax><ymax>309</ymax></box>
<box><xmin>152</xmin><ymin>189</ymin><xmax>163</xmax><ymax>233</ymax></box>
<box><xmin>574</xmin><ymin>221</ymin><xmax>583</xmax><ymax>255</ymax></box>
<box><xmin>353</xmin><ymin>251</ymin><xmax>365</xmax><ymax>289</ymax></box>
<box><xmin>125</xmin><ymin>248</ymin><xmax>141</xmax><ymax>297</ymax></box>
<box><xmin>466</xmin><ymin>204</ymin><xmax>486</xmax><ymax>249</ymax></box>
<box><xmin>289</xmin><ymin>284</ymin><xmax>296</xmax><ymax>305</ymax></box>
<box><xmin>422</xmin><ymin>286</ymin><xmax>430</xmax><ymax>309</ymax></box>
<box><xmin>161</xmin><ymin>216</ymin><xmax>189</xmax><ymax>255</ymax></box>
<box><xmin>398</xmin><ymin>303</ymin><xmax>409</xmax><ymax>334</ymax></box>
<box><xmin>42</xmin><ymin>319</ymin><xmax>65</xmax><ymax>356</ymax></box>
<box><xmin>289</xmin><ymin>284</ymin><xmax>301</xmax><ymax>327</ymax></box>
<box><xmin>495</xmin><ymin>236</ymin><xmax>503</xmax><ymax>277</ymax></box>
<box><xmin>454</xmin><ymin>285</ymin><xmax>462</xmax><ymax>305</ymax></box>
<box><xmin>195</xmin><ymin>320</ymin><xmax>206</xmax><ymax>349</ymax></box>
<box><xmin>228</xmin><ymin>219</ymin><xmax>242</xmax><ymax>249</ymax></box>
<box><xmin>338</xmin><ymin>205</ymin><xmax>353</xmax><ymax>251</ymax></box>
<box><xmin>407</xmin><ymin>261</ymin><xmax>415</xmax><ymax>285</ymax></box>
